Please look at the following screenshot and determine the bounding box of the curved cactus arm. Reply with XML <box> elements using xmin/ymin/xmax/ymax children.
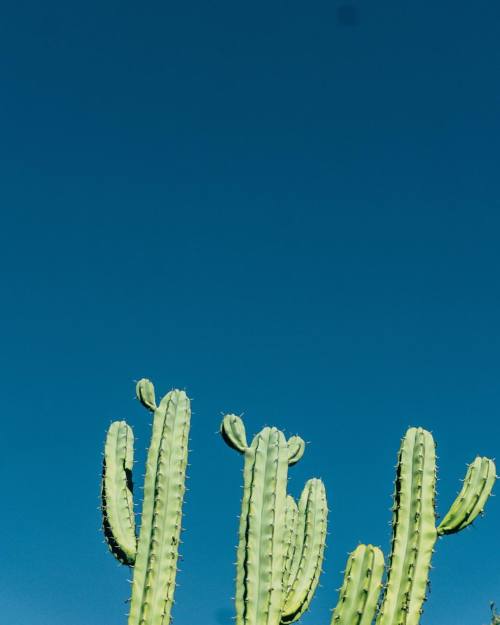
<box><xmin>281</xmin><ymin>478</ymin><xmax>328</xmax><ymax>624</ymax></box>
<box><xmin>331</xmin><ymin>545</ymin><xmax>385</xmax><ymax>625</ymax></box>
<box><xmin>221</xmin><ymin>414</ymin><xmax>248</xmax><ymax>453</ymax></box>
<box><xmin>376</xmin><ymin>427</ymin><xmax>437</xmax><ymax>625</ymax></box>
<box><xmin>287</xmin><ymin>436</ymin><xmax>305</xmax><ymax>465</ymax></box>
<box><xmin>128</xmin><ymin>389</ymin><xmax>191</xmax><ymax>625</ymax></box>
<box><xmin>437</xmin><ymin>457</ymin><xmax>496</xmax><ymax>535</ymax></box>
<box><xmin>101</xmin><ymin>420</ymin><xmax>137</xmax><ymax>566</ymax></box>
<box><xmin>282</xmin><ymin>495</ymin><xmax>299</xmax><ymax>592</ymax></box>
<box><xmin>136</xmin><ymin>378</ymin><xmax>157</xmax><ymax>412</ymax></box>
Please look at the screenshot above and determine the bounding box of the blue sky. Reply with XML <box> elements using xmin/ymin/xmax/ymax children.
<box><xmin>0</xmin><ymin>1</ymin><xmax>499</xmax><ymax>624</ymax></box>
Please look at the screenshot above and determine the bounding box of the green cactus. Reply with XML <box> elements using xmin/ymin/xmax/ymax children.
<box><xmin>330</xmin><ymin>544</ymin><xmax>385</xmax><ymax>625</ymax></box>
<box><xmin>329</xmin><ymin>427</ymin><xmax>495</xmax><ymax>625</ymax></box>
<box><xmin>221</xmin><ymin>414</ymin><xmax>328</xmax><ymax>625</ymax></box>
<box><xmin>101</xmin><ymin>379</ymin><xmax>191</xmax><ymax>625</ymax></box>
<box><xmin>375</xmin><ymin>427</ymin><xmax>496</xmax><ymax>625</ymax></box>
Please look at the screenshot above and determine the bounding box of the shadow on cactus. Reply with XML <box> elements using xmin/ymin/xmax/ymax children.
<box><xmin>220</xmin><ymin>414</ymin><xmax>328</xmax><ymax>625</ymax></box>
<box><xmin>329</xmin><ymin>426</ymin><xmax>496</xmax><ymax>625</ymax></box>
<box><xmin>101</xmin><ymin>378</ymin><xmax>191</xmax><ymax>625</ymax></box>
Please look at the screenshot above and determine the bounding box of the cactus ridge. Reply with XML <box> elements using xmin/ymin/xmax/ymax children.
<box><xmin>221</xmin><ymin>416</ymin><xmax>326</xmax><ymax>625</ymax></box>
<box><xmin>331</xmin><ymin>544</ymin><xmax>385</xmax><ymax>625</ymax></box>
<box><xmin>376</xmin><ymin>428</ymin><xmax>437</xmax><ymax>625</ymax></box>
<box><xmin>100</xmin><ymin>379</ymin><xmax>191</xmax><ymax>625</ymax></box>
<box><xmin>282</xmin><ymin>496</ymin><xmax>299</xmax><ymax>593</ymax></box>
<box><xmin>281</xmin><ymin>479</ymin><xmax>328</xmax><ymax>624</ymax></box>
<box><xmin>101</xmin><ymin>420</ymin><xmax>137</xmax><ymax>566</ymax></box>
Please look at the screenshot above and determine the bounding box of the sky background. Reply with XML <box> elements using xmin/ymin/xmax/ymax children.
<box><xmin>0</xmin><ymin>1</ymin><xmax>499</xmax><ymax>624</ymax></box>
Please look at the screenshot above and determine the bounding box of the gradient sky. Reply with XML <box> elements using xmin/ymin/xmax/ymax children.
<box><xmin>1</xmin><ymin>1</ymin><xmax>499</xmax><ymax>625</ymax></box>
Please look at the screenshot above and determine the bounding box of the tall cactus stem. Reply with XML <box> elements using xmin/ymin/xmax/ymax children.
<box><xmin>281</xmin><ymin>479</ymin><xmax>328</xmax><ymax>624</ymax></box>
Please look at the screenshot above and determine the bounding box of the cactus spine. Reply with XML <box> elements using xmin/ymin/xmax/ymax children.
<box><xmin>221</xmin><ymin>414</ymin><xmax>327</xmax><ymax>625</ymax></box>
<box><xmin>101</xmin><ymin>379</ymin><xmax>191</xmax><ymax>625</ymax></box>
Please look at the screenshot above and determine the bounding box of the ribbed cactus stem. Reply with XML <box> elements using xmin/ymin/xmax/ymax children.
<box><xmin>244</xmin><ymin>427</ymin><xmax>289</xmax><ymax>625</ymax></box>
<box><xmin>128</xmin><ymin>388</ymin><xmax>190</xmax><ymax>625</ymax></box>
<box><xmin>376</xmin><ymin>428</ymin><xmax>437</xmax><ymax>625</ymax></box>
<box><xmin>331</xmin><ymin>545</ymin><xmax>385</xmax><ymax>625</ymax></box>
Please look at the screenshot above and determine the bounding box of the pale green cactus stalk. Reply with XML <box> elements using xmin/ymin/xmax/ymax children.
<box><xmin>221</xmin><ymin>414</ymin><xmax>328</xmax><ymax>625</ymax></box>
<box><xmin>101</xmin><ymin>378</ymin><xmax>191</xmax><ymax>625</ymax></box>
<box><xmin>330</xmin><ymin>544</ymin><xmax>385</xmax><ymax>625</ymax></box>
<box><xmin>374</xmin><ymin>427</ymin><xmax>496</xmax><ymax>625</ymax></box>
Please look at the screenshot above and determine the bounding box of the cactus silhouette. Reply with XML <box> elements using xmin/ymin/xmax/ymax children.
<box><xmin>329</xmin><ymin>427</ymin><xmax>496</xmax><ymax>625</ymax></box>
<box><xmin>221</xmin><ymin>414</ymin><xmax>328</xmax><ymax>625</ymax></box>
<box><xmin>101</xmin><ymin>379</ymin><xmax>191</xmax><ymax>625</ymax></box>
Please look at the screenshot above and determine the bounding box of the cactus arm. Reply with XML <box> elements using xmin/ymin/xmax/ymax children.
<box><xmin>101</xmin><ymin>420</ymin><xmax>137</xmax><ymax>566</ymax></box>
<box><xmin>136</xmin><ymin>378</ymin><xmax>157</xmax><ymax>412</ymax></box>
<box><xmin>282</xmin><ymin>496</ymin><xmax>299</xmax><ymax>593</ymax></box>
<box><xmin>437</xmin><ymin>457</ymin><xmax>496</xmax><ymax>535</ymax></box>
<box><xmin>331</xmin><ymin>545</ymin><xmax>385</xmax><ymax>625</ymax></box>
<box><xmin>281</xmin><ymin>479</ymin><xmax>328</xmax><ymax>624</ymax></box>
<box><xmin>128</xmin><ymin>389</ymin><xmax>191</xmax><ymax>625</ymax></box>
<box><xmin>376</xmin><ymin>428</ymin><xmax>437</xmax><ymax>625</ymax></box>
<box><xmin>287</xmin><ymin>436</ymin><xmax>306</xmax><ymax>465</ymax></box>
<box><xmin>221</xmin><ymin>414</ymin><xmax>248</xmax><ymax>453</ymax></box>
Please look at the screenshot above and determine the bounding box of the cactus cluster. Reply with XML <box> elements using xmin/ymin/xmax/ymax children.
<box><xmin>101</xmin><ymin>379</ymin><xmax>191</xmax><ymax>625</ymax></box>
<box><xmin>99</xmin><ymin>382</ymin><xmax>496</xmax><ymax>625</ymax></box>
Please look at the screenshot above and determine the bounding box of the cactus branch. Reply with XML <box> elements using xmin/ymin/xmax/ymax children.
<box><xmin>437</xmin><ymin>456</ymin><xmax>496</xmax><ymax>535</ymax></box>
<box><xmin>331</xmin><ymin>545</ymin><xmax>385</xmax><ymax>625</ymax></box>
<box><xmin>101</xmin><ymin>420</ymin><xmax>137</xmax><ymax>566</ymax></box>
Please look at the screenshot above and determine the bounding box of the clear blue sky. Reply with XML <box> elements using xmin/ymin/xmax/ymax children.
<box><xmin>0</xmin><ymin>1</ymin><xmax>499</xmax><ymax>625</ymax></box>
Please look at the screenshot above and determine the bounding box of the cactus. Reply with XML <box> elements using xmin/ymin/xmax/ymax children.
<box><xmin>329</xmin><ymin>427</ymin><xmax>495</xmax><ymax>625</ymax></box>
<box><xmin>330</xmin><ymin>544</ymin><xmax>385</xmax><ymax>625</ymax></box>
<box><xmin>221</xmin><ymin>414</ymin><xmax>328</xmax><ymax>625</ymax></box>
<box><xmin>101</xmin><ymin>379</ymin><xmax>191</xmax><ymax>625</ymax></box>
<box><xmin>374</xmin><ymin>427</ymin><xmax>496</xmax><ymax>625</ymax></box>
